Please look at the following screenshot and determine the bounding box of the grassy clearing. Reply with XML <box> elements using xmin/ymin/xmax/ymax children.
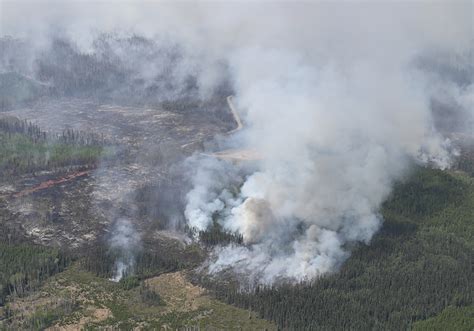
<box><xmin>412</xmin><ymin>306</ymin><xmax>474</xmax><ymax>331</ymax></box>
<box><xmin>2</xmin><ymin>263</ymin><xmax>276</xmax><ymax>330</ymax></box>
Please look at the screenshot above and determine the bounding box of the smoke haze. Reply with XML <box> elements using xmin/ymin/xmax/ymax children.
<box><xmin>2</xmin><ymin>1</ymin><xmax>472</xmax><ymax>284</ymax></box>
<box><xmin>109</xmin><ymin>218</ymin><xmax>141</xmax><ymax>282</ymax></box>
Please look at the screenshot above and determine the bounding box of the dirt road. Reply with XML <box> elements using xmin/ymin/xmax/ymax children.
<box><xmin>204</xmin><ymin>96</ymin><xmax>261</xmax><ymax>162</ymax></box>
<box><xmin>226</xmin><ymin>96</ymin><xmax>243</xmax><ymax>134</ymax></box>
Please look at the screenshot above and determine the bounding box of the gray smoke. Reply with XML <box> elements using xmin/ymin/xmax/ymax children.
<box><xmin>2</xmin><ymin>1</ymin><xmax>472</xmax><ymax>284</ymax></box>
<box><xmin>179</xmin><ymin>2</ymin><xmax>472</xmax><ymax>284</ymax></box>
<box><xmin>109</xmin><ymin>218</ymin><xmax>140</xmax><ymax>282</ymax></box>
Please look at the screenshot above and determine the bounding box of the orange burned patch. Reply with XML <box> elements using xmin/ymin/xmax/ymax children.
<box><xmin>13</xmin><ymin>170</ymin><xmax>91</xmax><ymax>198</ymax></box>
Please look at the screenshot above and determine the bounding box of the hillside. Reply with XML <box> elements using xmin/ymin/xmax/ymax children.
<box><xmin>0</xmin><ymin>7</ymin><xmax>472</xmax><ymax>329</ymax></box>
<box><xmin>0</xmin><ymin>80</ymin><xmax>472</xmax><ymax>330</ymax></box>
<box><xmin>1</xmin><ymin>163</ymin><xmax>472</xmax><ymax>329</ymax></box>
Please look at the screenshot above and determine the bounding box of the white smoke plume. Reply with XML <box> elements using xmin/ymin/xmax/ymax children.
<box><xmin>108</xmin><ymin>218</ymin><xmax>141</xmax><ymax>282</ymax></box>
<box><xmin>179</xmin><ymin>2</ymin><xmax>472</xmax><ymax>284</ymax></box>
<box><xmin>2</xmin><ymin>1</ymin><xmax>472</xmax><ymax>284</ymax></box>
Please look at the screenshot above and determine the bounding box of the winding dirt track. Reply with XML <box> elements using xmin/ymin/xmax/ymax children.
<box><xmin>226</xmin><ymin>96</ymin><xmax>243</xmax><ymax>134</ymax></box>
<box><xmin>203</xmin><ymin>96</ymin><xmax>261</xmax><ymax>162</ymax></box>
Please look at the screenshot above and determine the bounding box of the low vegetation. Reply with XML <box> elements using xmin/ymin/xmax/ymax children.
<box><xmin>1</xmin><ymin>264</ymin><xmax>276</xmax><ymax>330</ymax></box>
<box><xmin>412</xmin><ymin>306</ymin><xmax>474</xmax><ymax>331</ymax></box>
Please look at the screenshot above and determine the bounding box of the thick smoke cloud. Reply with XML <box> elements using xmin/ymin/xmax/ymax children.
<box><xmin>180</xmin><ymin>2</ymin><xmax>472</xmax><ymax>284</ymax></box>
<box><xmin>187</xmin><ymin>51</ymin><xmax>456</xmax><ymax>283</ymax></box>
<box><xmin>2</xmin><ymin>1</ymin><xmax>472</xmax><ymax>284</ymax></box>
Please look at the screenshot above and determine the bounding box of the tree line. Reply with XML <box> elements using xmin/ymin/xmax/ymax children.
<box><xmin>0</xmin><ymin>116</ymin><xmax>108</xmax><ymax>177</ymax></box>
<box><xmin>194</xmin><ymin>168</ymin><xmax>473</xmax><ymax>330</ymax></box>
<box><xmin>0</xmin><ymin>224</ymin><xmax>72</xmax><ymax>306</ymax></box>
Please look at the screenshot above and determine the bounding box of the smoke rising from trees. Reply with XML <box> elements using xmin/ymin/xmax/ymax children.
<box><xmin>2</xmin><ymin>1</ymin><xmax>472</xmax><ymax>284</ymax></box>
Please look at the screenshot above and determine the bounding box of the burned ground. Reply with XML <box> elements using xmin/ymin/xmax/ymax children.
<box><xmin>0</xmin><ymin>95</ymin><xmax>231</xmax><ymax>251</ymax></box>
<box><xmin>0</xmin><ymin>93</ymin><xmax>280</xmax><ymax>330</ymax></box>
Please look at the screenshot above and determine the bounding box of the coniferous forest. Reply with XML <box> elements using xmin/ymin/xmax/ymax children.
<box><xmin>2</xmin><ymin>165</ymin><xmax>472</xmax><ymax>329</ymax></box>
<box><xmin>197</xmin><ymin>167</ymin><xmax>474</xmax><ymax>330</ymax></box>
<box><xmin>1</xmin><ymin>5</ymin><xmax>473</xmax><ymax>329</ymax></box>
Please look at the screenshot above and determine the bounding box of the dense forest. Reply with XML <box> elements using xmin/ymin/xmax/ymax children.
<box><xmin>1</xmin><ymin>42</ymin><xmax>472</xmax><ymax>327</ymax></box>
<box><xmin>198</xmin><ymin>217</ymin><xmax>244</xmax><ymax>247</ymax></box>
<box><xmin>196</xmin><ymin>167</ymin><xmax>474</xmax><ymax>330</ymax></box>
<box><xmin>0</xmin><ymin>224</ymin><xmax>72</xmax><ymax>307</ymax></box>
<box><xmin>1</xmin><ymin>162</ymin><xmax>472</xmax><ymax>329</ymax></box>
<box><xmin>0</xmin><ymin>116</ymin><xmax>472</xmax><ymax>329</ymax></box>
<box><xmin>1</xmin><ymin>5</ymin><xmax>472</xmax><ymax>329</ymax></box>
<box><xmin>81</xmin><ymin>238</ymin><xmax>202</xmax><ymax>279</ymax></box>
